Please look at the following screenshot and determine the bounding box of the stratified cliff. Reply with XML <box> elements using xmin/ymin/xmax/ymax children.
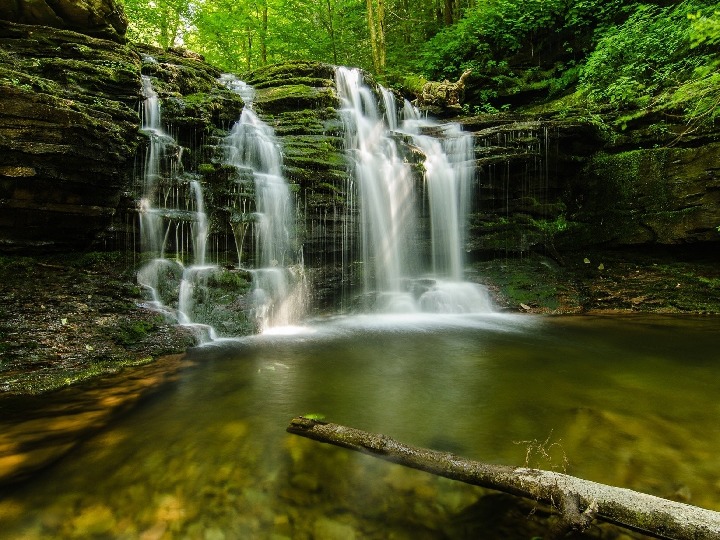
<box><xmin>0</xmin><ymin>19</ymin><xmax>141</xmax><ymax>250</ymax></box>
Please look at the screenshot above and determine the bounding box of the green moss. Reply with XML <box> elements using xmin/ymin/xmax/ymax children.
<box><xmin>198</xmin><ymin>163</ymin><xmax>216</xmax><ymax>174</ymax></box>
<box><xmin>7</xmin><ymin>356</ymin><xmax>157</xmax><ymax>396</ymax></box>
<box><xmin>110</xmin><ymin>317</ymin><xmax>164</xmax><ymax>347</ymax></box>
<box><xmin>254</xmin><ymin>85</ymin><xmax>337</xmax><ymax>114</ymax></box>
<box><xmin>475</xmin><ymin>256</ymin><xmax>571</xmax><ymax>312</ymax></box>
<box><xmin>242</xmin><ymin>61</ymin><xmax>336</xmax><ymax>87</ymax></box>
<box><xmin>207</xmin><ymin>269</ymin><xmax>252</xmax><ymax>292</ymax></box>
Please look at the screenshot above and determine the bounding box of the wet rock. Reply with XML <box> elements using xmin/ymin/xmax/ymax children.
<box><xmin>313</xmin><ymin>516</ymin><xmax>358</xmax><ymax>540</ymax></box>
<box><xmin>575</xmin><ymin>144</ymin><xmax>720</xmax><ymax>246</ymax></box>
<box><xmin>241</xmin><ymin>61</ymin><xmax>349</xmax><ymax>307</ymax></box>
<box><xmin>0</xmin><ymin>20</ymin><xmax>141</xmax><ymax>251</ymax></box>
<box><xmin>136</xmin><ymin>45</ymin><xmax>245</xmax><ymax>138</ymax></box>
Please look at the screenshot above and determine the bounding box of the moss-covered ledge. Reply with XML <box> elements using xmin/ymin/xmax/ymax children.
<box><xmin>0</xmin><ymin>252</ymin><xmax>196</xmax><ymax>396</ymax></box>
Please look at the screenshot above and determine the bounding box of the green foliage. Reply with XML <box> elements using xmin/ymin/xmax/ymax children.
<box><xmin>121</xmin><ymin>0</ymin><xmax>193</xmax><ymax>48</ymax></box>
<box><xmin>580</xmin><ymin>2</ymin><xmax>708</xmax><ymax>106</ymax></box>
<box><xmin>688</xmin><ymin>9</ymin><xmax>720</xmax><ymax>46</ymax></box>
<box><xmin>117</xmin><ymin>0</ymin><xmax>718</xmax><ymax>130</ymax></box>
<box><xmin>579</xmin><ymin>1</ymin><xmax>719</xmax><ymax>128</ymax></box>
<box><xmin>416</xmin><ymin>0</ymin><xmax>629</xmax><ymax>80</ymax></box>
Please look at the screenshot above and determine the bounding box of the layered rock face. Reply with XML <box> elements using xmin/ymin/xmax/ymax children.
<box><xmin>0</xmin><ymin>18</ymin><xmax>246</xmax><ymax>253</ymax></box>
<box><xmin>240</xmin><ymin>62</ymin><xmax>349</xmax><ymax>304</ymax></box>
<box><xmin>459</xmin><ymin>113</ymin><xmax>720</xmax><ymax>258</ymax></box>
<box><xmin>0</xmin><ymin>0</ymin><xmax>127</xmax><ymax>42</ymax></box>
<box><xmin>576</xmin><ymin>136</ymin><xmax>720</xmax><ymax>247</ymax></box>
<box><xmin>458</xmin><ymin>115</ymin><xmax>603</xmax><ymax>257</ymax></box>
<box><xmin>0</xmin><ymin>12</ymin><xmax>717</xmax><ymax>280</ymax></box>
<box><xmin>0</xmin><ymin>20</ymin><xmax>141</xmax><ymax>251</ymax></box>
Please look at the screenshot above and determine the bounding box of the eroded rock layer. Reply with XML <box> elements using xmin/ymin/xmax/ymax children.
<box><xmin>0</xmin><ymin>20</ymin><xmax>141</xmax><ymax>250</ymax></box>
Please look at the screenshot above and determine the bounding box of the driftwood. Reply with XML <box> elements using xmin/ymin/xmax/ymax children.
<box><xmin>287</xmin><ymin>416</ymin><xmax>720</xmax><ymax>540</ymax></box>
<box><xmin>417</xmin><ymin>69</ymin><xmax>472</xmax><ymax>109</ymax></box>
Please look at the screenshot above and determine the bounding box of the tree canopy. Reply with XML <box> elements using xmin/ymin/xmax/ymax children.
<box><xmin>120</xmin><ymin>0</ymin><xmax>720</xmax><ymax>126</ymax></box>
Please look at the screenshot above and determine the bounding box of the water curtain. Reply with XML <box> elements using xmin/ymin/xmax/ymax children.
<box><xmin>336</xmin><ymin>67</ymin><xmax>491</xmax><ymax>313</ymax></box>
<box><xmin>136</xmin><ymin>71</ymin><xmax>307</xmax><ymax>337</ymax></box>
<box><xmin>221</xmin><ymin>75</ymin><xmax>307</xmax><ymax>332</ymax></box>
<box><xmin>136</xmin><ymin>73</ymin><xmax>219</xmax><ymax>341</ymax></box>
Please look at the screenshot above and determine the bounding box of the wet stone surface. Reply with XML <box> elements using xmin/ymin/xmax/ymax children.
<box><xmin>0</xmin><ymin>252</ymin><xmax>196</xmax><ymax>396</ymax></box>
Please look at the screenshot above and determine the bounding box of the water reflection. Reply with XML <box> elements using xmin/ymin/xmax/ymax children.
<box><xmin>1</xmin><ymin>315</ymin><xmax>719</xmax><ymax>538</ymax></box>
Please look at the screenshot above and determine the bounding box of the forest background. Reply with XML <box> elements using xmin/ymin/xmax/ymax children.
<box><xmin>121</xmin><ymin>0</ymin><xmax>719</xmax><ymax>129</ymax></box>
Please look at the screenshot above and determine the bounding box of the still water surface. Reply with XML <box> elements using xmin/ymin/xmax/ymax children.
<box><xmin>2</xmin><ymin>314</ymin><xmax>719</xmax><ymax>538</ymax></box>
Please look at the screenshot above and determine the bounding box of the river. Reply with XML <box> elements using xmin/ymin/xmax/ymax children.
<box><xmin>1</xmin><ymin>314</ymin><xmax>719</xmax><ymax>538</ymax></box>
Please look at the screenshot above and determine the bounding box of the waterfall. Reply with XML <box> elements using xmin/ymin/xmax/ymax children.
<box><xmin>222</xmin><ymin>75</ymin><xmax>307</xmax><ymax>332</ymax></box>
<box><xmin>135</xmin><ymin>69</ymin><xmax>307</xmax><ymax>339</ymax></box>
<box><xmin>399</xmin><ymin>104</ymin><xmax>473</xmax><ymax>281</ymax></box>
<box><xmin>335</xmin><ymin>67</ymin><xmax>418</xmax><ymax>304</ymax></box>
<box><xmin>136</xmin><ymin>73</ymin><xmax>217</xmax><ymax>342</ymax></box>
<box><xmin>336</xmin><ymin>67</ymin><xmax>492</xmax><ymax>313</ymax></box>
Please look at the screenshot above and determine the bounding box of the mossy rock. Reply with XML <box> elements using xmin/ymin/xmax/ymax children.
<box><xmin>160</xmin><ymin>89</ymin><xmax>244</xmax><ymax>131</ymax></box>
<box><xmin>572</xmin><ymin>144</ymin><xmax>720</xmax><ymax>246</ymax></box>
<box><xmin>254</xmin><ymin>84</ymin><xmax>337</xmax><ymax>115</ymax></box>
<box><xmin>270</xmin><ymin>108</ymin><xmax>343</xmax><ymax>137</ymax></box>
<box><xmin>241</xmin><ymin>61</ymin><xmax>336</xmax><ymax>87</ymax></box>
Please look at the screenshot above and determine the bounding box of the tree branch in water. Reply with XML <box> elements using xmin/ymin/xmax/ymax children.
<box><xmin>286</xmin><ymin>416</ymin><xmax>720</xmax><ymax>540</ymax></box>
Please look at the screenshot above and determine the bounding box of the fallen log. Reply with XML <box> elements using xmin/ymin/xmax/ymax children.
<box><xmin>287</xmin><ymin>416</ymin><xmax>720</xmax><ymax>540</ymax></box>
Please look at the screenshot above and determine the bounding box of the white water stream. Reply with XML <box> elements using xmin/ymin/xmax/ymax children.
<box><xmin>336</xmin><ymin>67</ymin><xmax>491</xmax><ymax>313</ymax></box>
<box><xmin>222</xmin><ymin>75</ymin><xmax>307</xmax><ymax>332</ymax></box>
<box><xmin>137</xmin><ymin>74</ymin><xmax>218</xmax><ymax>341</ymax></box>
<box><xmin>136</xmin><ymin>71</ymin><xmax>308</xmax><ymax>337</ymax></box>
<box><xmin>136</xmin><ymin>66</ymin><xmax>489</xmax><ymax>340</ymax></box>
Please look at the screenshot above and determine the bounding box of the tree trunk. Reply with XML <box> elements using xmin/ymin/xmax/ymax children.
<box><xmin>261</xmin><ymin>3</ymin><xmax>268</xmax><ymax>65</ymax></box>
<box><xmin>365</xmin><ymin>0</ymin><xmax>385</xmax><ymax>73</ymax></box>
<box><xmin>325</xmin><ymin>0</ymin><xmax>338</xmax><ymax>64</ymax></box>
<box><xmin>246</xmin><ymin>26</ymin><xmax>252</xmax><ymax>70</ymax></box>
<box><xmin>377</xmin><ymin>0</ymin><xmax>386</xmax><ymax>71</ymax></box>
<box><xmin>444</xmin><ymin>0</ymin><xmax>454</xmax><ymax>25</ymax></box>
<box><xmin>287</xmin><ymin>417</ymin><xmax>720</xmax><ymax>540</ymax></box>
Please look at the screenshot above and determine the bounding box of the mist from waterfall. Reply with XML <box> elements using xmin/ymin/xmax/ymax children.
<box><xmin>336</xmin><ymin>67</ymin><xmax>491</xmax><ymax>314</ymax></box>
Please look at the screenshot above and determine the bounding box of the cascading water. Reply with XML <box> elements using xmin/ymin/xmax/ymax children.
<box><xmin>335</xmin><ymin>67</ymin><xmax>418</xmax><ymax>308</ymax></box>
<box><xmin>136</xmin><ymin>72</ymin><xmax>217</xmax><ymax>341</ymax></box>
<box><xmin>135</xmin><ymin>68</ymin><xmax>307</xmax><ymax>339</ymax></box>
<box><xmin>336</xmin><ymin>67</ymin><xmax>491</xmax><ymax>313</ymax></box>
<box><xmin>221</xmin><ymin>75</ymin><xmax>307</xmax><ymax>332</ymax></box>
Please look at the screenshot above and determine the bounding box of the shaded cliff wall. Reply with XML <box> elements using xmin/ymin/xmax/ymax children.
<box><xmin>0</xmin><ymin>12</ymin><xmax>717</xmax><ymax>303</ymax></box>
<box><xmin>0</xmin><ymin>19</ymin><xmax>247</xmax><ymax>254</ymax></box>
<box><xmin>574</xmin><ymin>138</ymin><xmax>720</xmax><ymax>248</ymax></box>
<box><xmin>454</xmin><ymin>113</ymin><xmax>720</xmax><ymax>260</ymax></box>
<box><xmin>0</xmin><ymin>20</ymin><xmax>141</xmax><ymax>251</ymax></box>
<box><xmin>0</xmin><ymin>0</ymin><xmax>127</xmax><ymax>41</ymax></box>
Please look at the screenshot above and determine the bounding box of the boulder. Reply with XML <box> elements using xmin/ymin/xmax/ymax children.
<box><xmin>0</xmin><ymin>0</ymin><xmax>127</xmax><ymax>42</ymax></box>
